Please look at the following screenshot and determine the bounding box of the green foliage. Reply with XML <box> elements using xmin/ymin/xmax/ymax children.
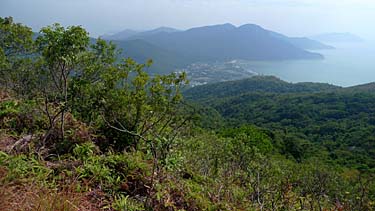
<box><xmin>31</xmin><ymin>24</ymin><xmax>91</xmax><ymax>144</ymax></box>
<box><xmin>0</xmin><ymin>153</ymin><xmax>52</xmax><ymax>182</ymax></box>
<box><xmin>1</xmin><ymin>17</ymin><xmax>189</xmax><ymax>156</ymax></box>
<box><xmin>0</xmin><ymin>17</ymin><xmax>34</xmax><ymax>58</ymax></box>
<box><xmin>183</xmin><ymin>75</ymin><xmax>339</xmax><ymax>102</ymax></box>
<box><xmin>0</xmin><ymin>17</ymin><xmax>35</xmax><ymax>93</ymax></box>
<box><xmin>72</xmin><ymin>142</ymin><xmax>96</xmax><ymax>160</ymax></box>
<box><xmin>112</xmin><ymin>195</ymin><xmax>145</xmax><ymax>211</ymax></box>
<box><xmin>76</xmin><ymin>155</ymin><xmax>115</xmax><ymax>188</ymax></box>
<box><xmin>219</xmin><ymin>125</ymin><xmax>274</xmax><ymax>154</ymax></box>
<box><xmin>0</xmin><ymin>99</ymin><xmax>46</xmax><ymax>134</ymax></box>
<box><xmin>0</xmin><ymin>100</ymin><xmax>19</xmax><ymax>117</ymax></box>
<box><xmin>73</xmin><ymin>145</ymin><xmax>149</xmax><ymax>192</ymax></box>
<box><xmin>178</xmin><ymin>132</ymin><xmax>375</xmax><ymax>210</ymax></box>
<box><xmin>36</xmin><ymin>24</ymin><xmax>89</xmax><ymax>66</ymax></box>
<box><xmin>185</xmin><ymin>78</ymin><xmax>375</xmax><ymax>170</ymax></box>
<box><xmin>66</xmin><ymin>37</ymin><xmax>190</xmax><ymax>152</ymax></box>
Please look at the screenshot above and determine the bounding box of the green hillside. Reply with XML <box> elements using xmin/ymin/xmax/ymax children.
<box><xmin>114</xmin><ymin>39</ymin><xmax>192</xmax><ymax>74</ymax></box>
<box><xmin>184</xmin><ymin>75</ymin><xmax>340</xmax><ymax>101</ymax></box>
<box><xmin>184</xmin><ymin>77</ymin><xmax>375</xmax><ymax>170</ymax></box>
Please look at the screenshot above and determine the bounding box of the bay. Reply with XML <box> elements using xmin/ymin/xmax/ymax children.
<box><xmin>241</xmin><ymin>42</ymin><xmax>375</xmax><ymax>87</ymax></box>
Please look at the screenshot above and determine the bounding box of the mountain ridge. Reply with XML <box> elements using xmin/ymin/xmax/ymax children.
<box><xmin>123</xmin><ymin>23</ymin><xmax>325</xmax><ymax>62</ymax></box>
<box><xmin>107</xmin><ymin>23</ymin><xmax>333</xmax><ymax>50</ymax></box>
<box><xmin>100</xmin><ymin>23</ymin><xmax>333</xmax><ymax>74</ymax></box>
<box><xmin>183</xmin><ymin>75</ymin><xmax>341</xmax><ymax>101</ymax></box>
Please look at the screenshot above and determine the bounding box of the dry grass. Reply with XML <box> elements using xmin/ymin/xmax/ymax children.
<box><xmin>0</xmin><ymin>181</ymin><xmax>108</xmax><ymax>211</ymax></box>
<box><xmin>0</xmin><ymin>136</ymin><xmax>16</xmax><ymax>152</ymax></box>
<box><xmin>0</xmin><ymin>89</ymin><xmax>11</xmax><ymax>102</ymax></box>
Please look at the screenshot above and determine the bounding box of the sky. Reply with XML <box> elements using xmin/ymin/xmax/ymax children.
<box><xmin>1</xmin><ymin>0</ymin><xmax>375</xmax><ymax>39</ymax></box>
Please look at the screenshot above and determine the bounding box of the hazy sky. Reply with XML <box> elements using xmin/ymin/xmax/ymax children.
<box><xmin>1</xmin><ymin>0</ymin><xmax>375</xmax><ymax>39</ymax></box>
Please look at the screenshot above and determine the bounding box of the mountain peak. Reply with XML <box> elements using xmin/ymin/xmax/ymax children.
<box><xmin>222</xmin><ymin>23</ymin><xmax>236</xmax><ymax>28</ymax></box>
<box><xmin>187</xmin><ymin>23</ymin><xmax>236</xmax><ymax>32</ymax></box>
<box><xmin>147</xmin><ymin>26</ymin><xmax>180</xmax><ymax>33</ymax></box>
<box><xmin>102</xmin><ymin>29</ymin><xmax>139</xmax><ymax>40</ymax></box>
<box><xmin>239</xmin><ymin>24</ymin><xmax>264</xmax><ymax>30</ymax></box>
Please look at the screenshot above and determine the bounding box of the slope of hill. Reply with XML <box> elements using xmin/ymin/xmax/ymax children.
<box><xmin>113</xmin><ymin>39</ymin><xmax>191</xmax><ymax>74</ymax></box>
<box><xmin>102</xmin><ymin>27</ymin><xmax>180</xmax><ymax>41</ymax></box>
<box><xmin>183</xmin><ymin>75</ymin><xmax>340</xmax><ymax>101</ymax></box>
<box><xmin>268</xmin><ymin>31</ymin><xmax>334</xmax><ymax>50</ymax></box>
<box><xmin>134</xmin><ymin>27</ymin><xmax>180</xmax><ymax>37</ymax></box>
<box><xmin>101</xmin><ymin>29</ymin><xmax>139</xmax><ymax>40</ymax></box>
<box><xmin>286</xmin><ymin>37</ymin><xmax>334</xmax><ymax>50</ymax></box>
<box><xmin>184</xmin><ymin>77</ymin><xmax>375</xmax><ymax>170</ymax></box>
<box><xmin>311</xmin><ymin>33</ymin><xmax>364</xmax><ymax>43</ymax></box>
<box><xmin>343</xmin><ymin>82</ymin><xmax>375</xmax><ymax>92</ymax></box>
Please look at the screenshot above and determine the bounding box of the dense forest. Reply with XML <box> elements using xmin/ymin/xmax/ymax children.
<box><xmin>0</xmin><ymin>17</ymin><xmax>374</xmax><ymax>211</ymax></box>
<box><xmin>184</xmin><ymin>76</ymin><xmax>375</xmax><ymax>170</ymax></box>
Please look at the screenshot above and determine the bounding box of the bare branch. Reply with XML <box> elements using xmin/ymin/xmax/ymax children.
<box><xmin>102</xmin><ymin>115</ymin><xmax>148</xmax><ymax>141</ymax></box>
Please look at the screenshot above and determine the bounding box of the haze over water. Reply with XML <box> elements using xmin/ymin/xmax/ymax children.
<box><xmin>243</xmin><ymin>42</ymin><xmax>375</xmax><ymax>87</ymax></box>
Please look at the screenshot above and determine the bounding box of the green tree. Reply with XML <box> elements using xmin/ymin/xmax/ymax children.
<box><xmin>67</xmin><ymin>38</ymin><xmax>190</xmax><ymax>154</ymax></box>
<box><xmin>0</xmin><ymin>16</ymin><xmax>34</xmax><ymax>92</ymax></box>
<box><xmin>35</xmin><ymin>23</ymin><xmax>89</xmax><ymax>141</ymax></box>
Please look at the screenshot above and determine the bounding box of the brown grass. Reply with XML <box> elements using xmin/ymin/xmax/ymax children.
<box><xmin>0</xmin><ymin>89</ymin><xmax>11</xmax><ymax>102</ymax></box>
<box><xmin>0</xmin><ymin>136</ymin><xmax>16</xmax><ymax>152</ymax></box>
<box><xmin>0</xmin><ymin>181</ymin><xmax>109</xmax><ymax>211</ymax></box>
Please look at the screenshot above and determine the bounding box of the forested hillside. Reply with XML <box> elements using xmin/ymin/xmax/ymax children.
<box><xmin>1</xmin><ymin>17</ymin><xmax>374</xmax><ymax>211</ymax></box>
<box><xmin>183</xmin><ymin>76</ymin><xmax>340</xmax><ymax>100</ymax></box>
<box><xmin>184</xmin><ymin>77</ymin><xmax>375</xmax><ymax>170</ymax></box>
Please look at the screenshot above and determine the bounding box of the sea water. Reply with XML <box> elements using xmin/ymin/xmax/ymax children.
<box><xmin>242</xmin><ymin>42</ymin><xmax>375</xmax><ymax>87</ymax></box>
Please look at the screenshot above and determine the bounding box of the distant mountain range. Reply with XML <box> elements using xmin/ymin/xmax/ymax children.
<box><xmin>102</xmin><ymin>29</ymin><xmax>139</xmax><ymax>40</ymax></box>
<box><xmin>102</xmin><ymin>27</ymin><xmax>180</xmax><ymax>41</ymax></box>
<box><xmin>311</xmin><ymin>33</ymin><xmax>363</xmax><ymax>43</ymax></box>
<box><xmin>102</xmin><ymin>23</ymin><xmax>334</xmax><ymax>74</ymax></box>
